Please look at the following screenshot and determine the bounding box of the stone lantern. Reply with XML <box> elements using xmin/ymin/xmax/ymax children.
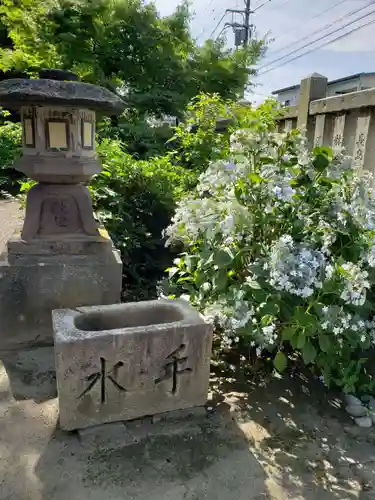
<box><xmin>0</xmin><ymin>71</ymin><xmax>126</xmax><ymax>350</ymax></box>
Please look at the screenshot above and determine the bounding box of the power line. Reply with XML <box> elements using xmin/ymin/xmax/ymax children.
<box><xmin>258</xmin><ymin>16</ymin><xmax>375</xmax><ymax>75</ymax></box>
<box><xmin>209</xmin><ymin>11</ymin><xmax>228</xmax><ymax>39</ymax></box>
<box><xmin>263</xmin><ymin>0</ymin><xmax>373</xmax><ymax>61</ymax></box>
<box><xmin>254</xmin><ymin>0</ymin><xmax>294</xmax><ymax>12</ymax></box>
<box><xmin>258</xmin><ymin>1</ymin><xmax>375</xmax><ymax>71</ymax></box>
<box><xmin>254</xmin><ymin>0</ymin><xmax>272</xmax><ymax>12</ymax></box>
<box><xmin>196</xmin><ymin>0</ymin><xmax>217</xmax><ymax>17</ymax></box>
<box><xmin>196</xmin><ymin>1</ymin><xmax>226</xmax><ymax>41</ymax></box>
<box><xmin>268</xmin><ymin>0</ymin><xmax>349</xmax><ymax>46</ymax></box>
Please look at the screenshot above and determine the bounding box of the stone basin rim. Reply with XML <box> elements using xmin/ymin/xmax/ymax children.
<box><xmin>53</xmin><ymin>299</ymin><xmax>209</xmax><ymax>340</ymax></box>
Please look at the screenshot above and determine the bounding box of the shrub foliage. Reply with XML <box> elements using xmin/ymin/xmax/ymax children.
<box><xmin>165</xmin><ymin>126</ymin><xmax>375</xmax><ymax>394</ymax></box>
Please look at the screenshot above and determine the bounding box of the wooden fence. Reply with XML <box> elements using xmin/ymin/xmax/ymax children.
<box><xmin>277</xmin><ymin>74</ymin><xmax>375</xmax><ymax>171</ymax></box>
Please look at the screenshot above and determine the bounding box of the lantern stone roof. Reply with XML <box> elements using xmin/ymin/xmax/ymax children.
<box><xmin>0</xmin><ymin>78</ymin><xmax>126</xmax><ymax>115</ymax></box>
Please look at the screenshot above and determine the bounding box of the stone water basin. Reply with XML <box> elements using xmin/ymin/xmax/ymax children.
<box><xmin>53</xmin><ymin>299</ymin><xmax>212</xmax><ymax>430</ymax></box>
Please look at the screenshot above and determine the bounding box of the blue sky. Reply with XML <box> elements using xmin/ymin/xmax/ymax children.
<box><xmin>152</xmin><ymin>0</ymin><xmax>375</xmax><ymax>103</ymax></box>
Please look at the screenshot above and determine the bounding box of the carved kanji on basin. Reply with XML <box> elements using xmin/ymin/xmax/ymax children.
<box><xmin>53</xmin><ymin>299</ymin><xmax>213</xmax><ymax>430</ymax></box>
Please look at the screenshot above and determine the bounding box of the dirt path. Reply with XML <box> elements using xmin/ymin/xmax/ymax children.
<box><xmin>0</xmin><ymin>199</ymin><xmax>22</xmax><ymax>254</ymax></box>
<box><xmin>0</xmin><ymin>348</ymin><xmax>374</xmax><ymax>500</ymax></box>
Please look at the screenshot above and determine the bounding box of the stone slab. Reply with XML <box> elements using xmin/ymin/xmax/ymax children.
<box><xmin>7</xmin><ymin>228</ymin><xmax>115</xmax><ymax>261</ymax></box>
<box><xmin>0</xmin><ymin>249</ymin><xmax>122</xmax><ymax>351</ymax></box>
<box><xmin>53</xmin><ymin>300</ymin><xmax>213</xmax><ymax>430</ymax></box>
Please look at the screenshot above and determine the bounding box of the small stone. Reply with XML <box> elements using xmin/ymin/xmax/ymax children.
<box><xmin>337</xmin><ymin>465</ymin><xmax>351</xmax><ymax>479</ymax></box>
<box><xmin>354</xmin><ymin>417</ymin><xmax>372</xmax><ymax>428</ymax></box>
<box><xmin>362</xmin><ymin>394</ymin><xmax>372</xmax><ymax>402</ymax></box>
<box><xmin>355</xmin><ymin>465</ymin><xmax>375</xmax><ymax>485</ymax></box>
<box><xmin>345</xmin><ymin>404</ymin><xmax>368</xmax><ymax>417</ymax></box>
<box><xmin>371</xmin><ymin>412</ymin><xmax>375</xmax><ymax>424</ymax></box>
<box><xmin>344</xmin><ymin>394</ymin><xmax>362</xmax><ymax>406</ymax></box>
<box><xmin>366</xmin><ymin>396</ymin><xmax>375</xmax><ymax>412</ymax></box>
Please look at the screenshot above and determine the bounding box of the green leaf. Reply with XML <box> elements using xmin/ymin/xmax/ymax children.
<box><xmin>252</xmin><ymin>288</ymin><xmax>269</xmax><ymax>303</ymax></box>
<box><xmin>246</xmin><ymin>279</ymin><xmax>261</xmax><ymax>289</ymax></box>
<box><xmin>281</xmin><ymin>325</ymin><xmax>296</xmax><ymax>341</ymax></box>
<box><xmin>261</xmin><ymin>314</ymin><xmax>273</xmax><ymax>326</ymax></box>
<box><xmin>248</xmin><ymin>173</ymin><xmax>263</xmax><ymax>184</ymax></box>
<box><xmin>213</xmin><ymin>248</ymin><xmax>234</xmax><ymax>268</ymax></box>
<box><xmin>176</xmin><ymin>276</ymin><xmax>194</xmax><ymax>284</ymax></box>
<box><xmin>194</xmin><ymin>270</ymin><xmax>207</xmax><ymax>287</ymax></box>
<box><xmin>302</xmin><ymin>341</ymin><xmax>317</xmax><ymax>365</ymax></box>
<box><xmin>260</xmin><ymin>301</ymin><xmax>279</xmax><ymax>316</ymax></box>
<box><xmin>212</xmin><ymin>269</ymin><xmax>228</xmax><ymax>292</ymax></box>
<box><xmin>203</xmin><ymin>252</ymin><xmax>215</xmax><ymax>267</ymax></box>
<box><xmin>293</xmin><ymin>307</ymin><xmax>315</xmax><ymax>327</ymax></box>
<box><xmin>313</xmin><ymin>154</ymin><xmax>330</xmax><ymax>172</ymax></box>
<box><xmin>274</xmin><ymin>351</ymin><xmax>287</xmax><ymax>373</ymax></box>
<box><xmin>313</xmin><ymin>146</ymin><xmax>332</xmax><ymax>156</ymax></box>
<box><xmin>318</xmin><ymin>333</ymin><xmax>330</xmax><ymax>353</ymax></box>
<box><xmin>367</xmin><ymin>268</ymin><xmax>375</xmax><ymax>285</ymax></box>
<box><xmin>296</xmin><ymin>332</ymin><xmax>306</xmax><ymax>349</ymax></box>
<box><xmin>167</xmin><ymin>267</ymin><xmax>179</xmax><ymax>278</ymax></box>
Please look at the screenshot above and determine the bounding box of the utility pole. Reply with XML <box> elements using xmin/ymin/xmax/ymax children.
<box><xmin>225</xmin><ymin>0</ymin><xmax>253</xmax><ymax>48</ymax></box>
<box><xmin>244</xmin><ymin>0</ymin><xmax>251</xmax><ymax>46</ymax></box>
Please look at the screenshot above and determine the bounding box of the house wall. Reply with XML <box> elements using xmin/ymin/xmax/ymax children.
<box><xmin>275</xmin><ymin>89</ymin><xmax>299</xmax><ymax>106</ymax></box>
<box><xmin>360</xmin><ymin>74</ymin><xmax>375</xmax><ymax>90</ymax></box>
<box><xmin>326</xmin><ymin>77</ymin><xmax>361</xmax><ymax>96</ymax></box>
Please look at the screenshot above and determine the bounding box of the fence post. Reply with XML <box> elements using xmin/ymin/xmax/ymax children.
<box><xmin>297</xmin><ymin>73</ymin><xmax>328</xmax><ymax>130</ymax></box>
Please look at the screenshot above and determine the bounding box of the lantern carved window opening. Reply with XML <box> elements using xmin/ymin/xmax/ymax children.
<box><xmin>81</xmin><ymin>119</ymin><xmax>94</xmax><ymax>150</ymax></box>
<box><xmin>23</xmin><ymin>113</ymin><xmax>35</xmax><ymax>148</ymax></box>
<box><xmin>45</xmin><ymin>118</ymin><xmax>70</xmax><ymax>151</ymax></box>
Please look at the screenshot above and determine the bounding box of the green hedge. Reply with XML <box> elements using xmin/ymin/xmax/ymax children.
<box><xmin>0</xmin><ymin>118</ymin><xmax>22</xmax><ymax>197</ymax></box>
<box><xmin>91</xmin><ymin>139</ymin><xmax>197</xmax><ymax>300</ymax></box>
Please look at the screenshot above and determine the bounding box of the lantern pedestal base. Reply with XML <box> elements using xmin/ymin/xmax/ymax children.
<box><xmin>6</xmin><ymin>228</ymin><xmax>115</xmax><ymax>264</ymax></box>
<box><xmin>0</xmin><ymin>244</ymin><xmax>122</xmax><ymax>351</ymax></box>
<box><xmin>21</xmin><ymin>183</ymin><xmax>100</xmax><ymax>240</ymax></box>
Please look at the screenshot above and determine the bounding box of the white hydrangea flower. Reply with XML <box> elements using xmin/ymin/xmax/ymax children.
<box><xmin>164</xmin><ymin>123</ymin><xmax>375</xmax><ymax>363</ymax></box>
<box><xmin>365</xmin><ymin>240</ymin><xmax>375</xmax><ymax>267</ymax></box>
<box><xmin>339</xmin><ymin>262</ymin><xmax>370</xmax><ymax>306</ymax></box>
<box><xmin>271</xmin><ymin>184</ymin><xmax>296</xmax><ymax>202</ymax></box>
<box><xmin>268</xmin><ymin>236</ymin><xmax>326</xmax><ymax>298</ymax></box>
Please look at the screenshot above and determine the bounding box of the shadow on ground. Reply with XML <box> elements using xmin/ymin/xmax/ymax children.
<box><xmin>1</xmin><ymin>346</ymin><xmax>57</xmax><ymax>403</ymax></box>
<box><xmin>0</xmin><ymin>347</ymin><xmax>375</xmax><ymax>499</ymax></box>
<box><xmin>211</xmin><ymin>362</ymin><xmax>375</xmax><ymax>500</ymax></box>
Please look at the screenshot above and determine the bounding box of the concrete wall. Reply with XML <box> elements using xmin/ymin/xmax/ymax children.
<box><xmin>277</xmin><ymin>74</ymin><xmax>375</xmax><ymax>173</ymax></box>
<box><xmin>276</xmin><ymin>75</ymin><xmax>375</xmax><ymax>106</ymax></box>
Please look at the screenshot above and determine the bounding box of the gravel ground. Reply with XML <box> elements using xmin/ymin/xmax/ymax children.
<box><xmin>0</xmin><ymin>199</ymin><xmax>22</xmax><ymax>254</ymax></box>
<box><xmin>1</xmin><ymin>348</ymin><xmax>375</xmax><ymax>500</ymax></box>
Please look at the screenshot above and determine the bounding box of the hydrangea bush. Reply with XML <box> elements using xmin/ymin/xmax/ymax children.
<box><xmin>163</xmin><ymin>127</ymin><xmax>375</xmax><ymax>394</ymax></box>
